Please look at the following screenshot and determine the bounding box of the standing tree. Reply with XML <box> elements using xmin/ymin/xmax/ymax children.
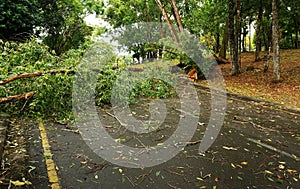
<box><xmin>170</xmin><ymin>0</ymin><xmax>184</xmax><ymax>33</ymax></box>
<box><xmin>39</xmin><ymin>0</ymin><xmax>101</xmax><ymax>55</ymax></box>
<box><xmin>219</xmin><ymin>18</ymin><xmax>229</xmax><ymax>59</ymax></box>
<box><xmin>272</xmin><ymin>0</ymin><xmax>280</xmax><ymax>82</ymax></box>
<box><xmin>229</xmin><ymin>0</ymin><xmax>241</xmax><ymax>76</ymax></box>
<box><xmin>254</xmin><ymin>0</ymin><xmax>263</xmax><ymax>61</ymax></box>
<box><xmin>155</xmin><ymin>0</ymin><xmax>186</xmax><ymax>45</ymax></box>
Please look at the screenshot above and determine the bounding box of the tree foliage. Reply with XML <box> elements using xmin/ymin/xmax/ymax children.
<box><xmin>0</xmin><ymin>0</ymin><xmax>41</xmax><ymax>41</ymax></box>
<box><xmin>0</xmin><ymin>39</ymin><xmax>82</xmax><ymax>118</ymax></box>
<box><xmin>0</xmin><ymin>0</ymin><xmax>102</xmax><ymax>54</ymax></box>
<box><xmin>1</xmin><ymin>0</ymin><xmax>300</xmax><ymax>119</ymax></box>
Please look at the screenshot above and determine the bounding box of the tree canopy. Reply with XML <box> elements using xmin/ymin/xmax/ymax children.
<box><xmin>1</xmin><ymin>0</ymin><xmax>300</xmax><ymax>117</ymax></box>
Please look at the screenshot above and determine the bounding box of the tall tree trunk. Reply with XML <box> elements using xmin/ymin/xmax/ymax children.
<box><xmin>219</xmin><ymin>18</ymin><xmax>229</xmax><ymax>59</ymax></box>
<box><xmin>159</xmin><ymin>14</ymin><xmax>164</xmax><ymax>58</ymax></box>
<box><xmin>272</xmin><ymin>0</ymin><xmax>280</xmax><ymax>82</ymax></box>
<box><xmin>255</xmin><ymin>0</ymin><xmax>263</xmax><ymax>61</ymax></box>
<box><xmin>236</xmin><ymin>0</ymin><xmax>242</xmax><ymax>68</ymax></box>
<box><xmin>248</xmin><ymin>20</ymin><xmax>252</xmax><ymax>51</ymax></box>
<box><xmin>229</xmin><ymin>0</ymin><xmax>240</xmax><ymax>76</ymax></box>
<box><xmin>155</xmin><ymin>0</ymin><xmax>179</xmax><ymax>44</ymax></box>
<box><xmin>263</xmin><ymin>46</ymin><xmax>271</xmax><ymax>72</ymax></box>
<box><xmin>295</xmin><ymin>18</ymin><xmax>299</xmax><ymax>49</ymax></box>
<box><xmin>170</xmin><ymin>0</ymin><xmax>184</xmax><ymax>32</ymax></box>
<box><xmin>214</xmin><ymin>33</ymin><xmax>220</xmax><ymax>54</ymax></box>
<box><xmin>242</xmin><ymin>27</ymin><xmax>247</xmax><ymax>52</ymax></box>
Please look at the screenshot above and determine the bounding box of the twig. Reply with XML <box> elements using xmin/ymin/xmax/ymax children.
<box><xmin>103</xmin><ymin>110</ymin><xmax>127</xmax><ymax>131</ymax></box>
<box><xmin>232</xmin><ymin>117</ymin><xmax>276</xmax><ymax>132</ymax></box>
<box><xmin>136</xmin><ymin>169</ymin><xmax>153</xmax><ymax>185</ymax></box>
<box><xmin>19</xmin><ymin>96</ymin><xmax>31</xmax><ymax>112</ymax></box>
<box><xmin>164</xmin><ymin>169</ymin><xmax>183</xmax><ymax>176</ymax></box>
<box><xmin>185</xmin><ymin>140</ymin><xmax>202</xmax><ymax>146</ymax></box>
<box><xmin>167</xmin><ymin>182</ymin><xmax>177</xmax><ymax>189</ymax></box>
<box><xmin>61</xmin><ymin>128</ymin><xmax>80</xmax><ymax>134</ymax></box>
<box><xmin>125</xmin><ymin>176</ymin><xmax>136</xmax><ymax>187</ymax></box>
<box><xmin>135</xmin><ymin>137</ymin><xmax>149</xmax><ymax>151</ymax></box>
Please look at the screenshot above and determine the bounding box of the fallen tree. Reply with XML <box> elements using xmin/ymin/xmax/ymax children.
<box><xmin>213</xmin><ymin>54</ymin><xmax>230</xmax><ymax>64</ymax></box>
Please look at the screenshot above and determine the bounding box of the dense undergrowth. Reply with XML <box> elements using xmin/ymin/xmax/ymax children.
<box><xmin>0</xmin><ymin>39</ymin><xmax>176</xmax><ymax>120</ymax></box>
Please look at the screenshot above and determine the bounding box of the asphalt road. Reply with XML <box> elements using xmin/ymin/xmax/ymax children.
<box><xmin>20</xmin><ymin>86</ymin><xmax>300</xmax><ymax>189</ymax></box>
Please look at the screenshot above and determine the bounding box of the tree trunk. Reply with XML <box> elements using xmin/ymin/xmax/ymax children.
<box><xmin>170</xmin><ymin>0</ymin><xmax>184</xmax><ymax>33</ymax></box>
<box><xmin>242</xmin><ymin>27</ymin><xmax>247</xmax><ymax>52</ymax></box>
<box><xmin>263</xmin><ymin>46</ymin><xmax>271</xmax><ymax>72</ymax></box>
<box><xmin>219</xmin><ymin>18</ymin><xmax>229</xmax><ymax>59</ymax></box>
<box><xmin>229</xmin><ymin>0</ymin><xmax>241</xmax><ymax>76</ymax></box>
<box><xmin>295</xmin><ymin>18</ymin><xmax>299</xmax><ymax>49</ymax></box>
<box><xmin>155</xmin><ymin>0</ymin><xmax>179</xmax><ymax>44</ymax></box>
<box><xmin>214</xmin><ymin>32</ymin><xmax>220</xmax><ymax>54</ymax></box>
<box><xmin>255</xmin><ymin>0</ymin><xmax>263</xmax><ymax>61</ymax></box>
<box><xmin>272</xmin><ymin>0</ymin><xmax>280</xmax><ymax>82</ymax></box>
<box><xmin>248</xmin><ymin>20</ymin><xmax>252</xmax><ymax>51</ymax></box>
<box><xmin>236</xmin><ymin>0</ymin><xmax>242</xmax><ymax>68</ymax></box>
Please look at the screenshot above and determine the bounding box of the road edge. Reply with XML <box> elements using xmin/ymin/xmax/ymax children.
<box><xmin>193</xmin><ymin>83</ymin><xmax>300</xmax><ymax>115</ymax></box>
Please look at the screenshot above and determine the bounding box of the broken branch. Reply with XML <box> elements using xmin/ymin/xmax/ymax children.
<box><xmin>0</xmin><ymin>70</ymin><xmax>75</xmax><ymax>85</ymax></box>
<box><xmin>0</xmin><ymin>91</ymin><xmax>35</xmax><ymax>104</ymax></box>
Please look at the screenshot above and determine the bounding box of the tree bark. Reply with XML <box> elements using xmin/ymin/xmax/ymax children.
<box><xmin>248</xmin><ymin>20</ymin><xmax>252</xmax><ymax>51</ymax></box>
<box><xmin>242</xmin><ymin>27</ymin><xmax>247</xmax><ymax>52</ymax></box>
<box><xmin>263</xmin><ymin>46</ymin><xmax>271</xmax><ymax>72</ymax></box>
<box><xmin>294</xmin><ymin>17</ymin><xmax>299</xmax><ymax>49</ymax></box>
<box><xmin>229</xmin><ymin>0</ymin><xmax>241</xmax><ymax>76</ymax></box>
<box><xmin>213</xmin><ymin>54</ymin><xmax>230</xmax><ymax>64</ymax></box>
<box><xmin>0</xmin><ymin>70</ymin><xmax>75</xmax><ymax>85</ymax></box>
<box><xmin>272</xmin><ymin>0</ymin><xmax>280</xmax><ymax>82</ymax></box>
<box><xmin>170</xmin><ymin>0</ymin><xmax>184</xmax><ymax>33</ymax></box>
<box><xmin>255</xmin><ymin>0</ymin><xmax>263</xmax><ymax>61</ymax></box>
<box><xmin>236</xmin><ymin>0</ymin><xmax>242</xmax><ymax>69</ymax></box>
<box><xmin>219</xmin><ymin>18</ymin><xmax>229</xmax><ymax>59</ymax></box>
<box><xmin>0</xmin><ymin>92</ymin><xmax>35</xmax><ymax>104</ymax></box>
<box><xmin>214</xmin><ymin>33</ymin><xmax>220</xmax><ymax>54</ymax></box>
<box><xmin>155</xmin><ymin>0</ymin><xmax>179</xmax><ymax>44</ymax></box>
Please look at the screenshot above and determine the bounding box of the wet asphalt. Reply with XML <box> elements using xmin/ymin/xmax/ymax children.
<box><xmin>26</xmin><ymin>86</ymin><xmax>300</xmax><ymax>189</ymax></box>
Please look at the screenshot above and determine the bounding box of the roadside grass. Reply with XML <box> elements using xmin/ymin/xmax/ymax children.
<box><xmin>198</xmin><ymin>49</ymin><xmax>300</xmax><ymax>110</ymax></box>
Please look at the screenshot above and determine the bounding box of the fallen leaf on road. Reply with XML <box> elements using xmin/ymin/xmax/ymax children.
<box><xmin>10</xmin><ymin>180</ymin><xmax>25</xmax><ymax>186</ymax></box>
<box><xmin>231</xmin><ymin>163</ymin><xmax>236</xmax><ymax>169</ymax></box>
<box><xmin>264</xmin><ymin>170</ymin><xmax>274</xmax><ymax>175</ymax></box>
<box><xmin>278</xmin><ymin>165</ymin><xmax>285</xmax><ymax>169</ymax></box>
<box><xmin>286</xmin><ymin>169</ymin><xmax>297</xmax><ymax>174</ymax></box>
<box><xmin>222</xmin><ymin>146</ymin><xmax>238</xmax><ymax>151</ymax></box>
<box><xmin>196</xmin><ymin>177</ymin><xmax>204</xmax><ymax>182</ymax></box>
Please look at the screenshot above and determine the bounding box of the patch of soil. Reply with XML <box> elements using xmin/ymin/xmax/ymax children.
<box><xmin>0</xmin><ymin>119</ymin><xmax>32</xmax><ymax>188</ymax></box>
<box><xmin>198</xmin><ymin>50</ymin><xmax>300</xmax><ymax>110</ymax></box>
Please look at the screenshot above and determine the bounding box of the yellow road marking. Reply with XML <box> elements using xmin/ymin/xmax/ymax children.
<box><xmin>38</xmin><ymin>118</ymin><xmax>61</xmax><ymax>189</ymax></box>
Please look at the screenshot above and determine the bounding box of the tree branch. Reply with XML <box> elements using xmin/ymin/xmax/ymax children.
<box><xmin>0</xmin><ymin>92</ymin><xmax>35</xmax><ymax>104</ymax></box>
<box><xmin>0</xmin><ymin>70</ymin><xmax>75</xmax><ymax>85</ymax></box>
